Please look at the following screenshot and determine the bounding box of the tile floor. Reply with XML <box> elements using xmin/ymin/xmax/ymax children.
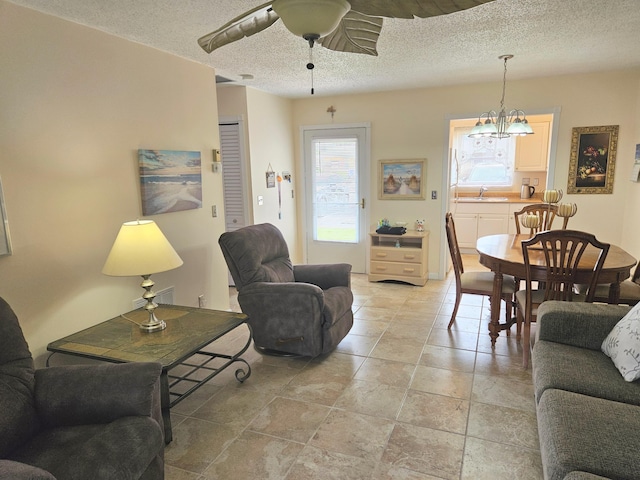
<box><xmin>164</xmin><ymin>256</ymin><xmax>543</xmax><ymax>479</ymax></box>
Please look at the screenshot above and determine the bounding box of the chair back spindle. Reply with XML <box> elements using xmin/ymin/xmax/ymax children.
<box><xmin>445</xmin><ymin>213</ymin><xmax>464</xmax><ymax>280</ymax></box>
<box><xmin>514</xmin><ymin>204</ymin><xmax>569</xmax><ymax>234</ymax></box>
<box><xmin>517</xmin><ymin>229</ymin><xmax>609</xmax><ymax>367</ymax></box>
<box><xmin>522</xmin><ymin>230</ymin><xmax>609</xmax><ymax>306</ymax></box>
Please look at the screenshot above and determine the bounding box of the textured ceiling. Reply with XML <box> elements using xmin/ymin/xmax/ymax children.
<box><xmin>7</xmin><ymin>0</ymin><xmax>640</xmax><ymax>98</ymax></box>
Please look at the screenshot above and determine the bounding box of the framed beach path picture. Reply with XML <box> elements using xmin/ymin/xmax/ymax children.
<box><xmin>138</xmin><ymin>150</ymin><xmax>203</xmax><ymax>215</ymax></box>
<box><xmin>379</xmin><ymin>159</ymin><xmax>426</xmax><ymax>200</ymax></box>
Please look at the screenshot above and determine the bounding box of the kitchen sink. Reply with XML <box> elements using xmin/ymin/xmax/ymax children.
<box><xmin>456</xmin><ymin>196</ymin><xmax>509</xmax><ymax>202</ymax></box>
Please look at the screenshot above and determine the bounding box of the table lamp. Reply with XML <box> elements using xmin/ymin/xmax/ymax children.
<box><xmin>102</xmin><ymin>220</ymin><xmax>183</xmax><ymax>332</ymax></box>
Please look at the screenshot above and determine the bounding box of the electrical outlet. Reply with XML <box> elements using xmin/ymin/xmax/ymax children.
<box><xmin>533</xmin><ymin>178</ymin><xmax>539</xmax><ymax>186</ymax></box>
<box><xmin>431</xmin><ymin>190</ymin><xmax>437</xmax><ymax>200</ymax></box>
<box><xmin>198</xmin><ymin>295</ymin><xmax>206</xmax><ymax>308</ymax></box>
<box><xmin>212</xmin><ymin>205</ymin><xmax>217</xmax><ymax>217</ymax></box>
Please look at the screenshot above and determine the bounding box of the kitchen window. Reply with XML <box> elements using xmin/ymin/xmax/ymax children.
<box><xmin>451</xmin><ymin>125</ymin><xmax>516</xmax><ymax>188</ymax></box>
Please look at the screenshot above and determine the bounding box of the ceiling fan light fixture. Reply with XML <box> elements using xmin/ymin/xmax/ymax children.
<box><xmin>273</xmin><ymin>0</ymin><xmax>350</xmax><ymax>38</ymax></box>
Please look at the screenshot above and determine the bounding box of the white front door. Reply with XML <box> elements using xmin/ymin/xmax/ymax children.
<box><xmin>303</xmin><ymin>124</ymin><xmax>370</xmax><ymax>273</ymax></box>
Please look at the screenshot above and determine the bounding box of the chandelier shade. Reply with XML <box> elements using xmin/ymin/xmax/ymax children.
<box><xmin>469</xmin><ymin>55</ymin><xmax>534</xmax><ymax>139</ymax></box>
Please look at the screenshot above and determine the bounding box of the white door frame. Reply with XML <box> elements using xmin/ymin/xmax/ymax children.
<box><xmin>299</xmin><ymin>122</ymin><xmax>371</xmax><ymax>270</ymax></box>
<box><xmin>439</xmin><ymin>107</ymin><xmax>562</xmax><ymax>280</ymax></box>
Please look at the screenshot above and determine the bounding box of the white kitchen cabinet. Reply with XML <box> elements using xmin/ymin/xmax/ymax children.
<box><xmin>508</xmin><ymin>203</ymin><xmax>522</xmax><ymax>235</ymax></box>
<box><xmin>451</xmin><ymin>202</ymin><xmax>510</xmax><ymax>251</ymax></box>
<box><xmin>477</xmin><ymin>214</ymin><xmax>509</xmax><ymax>238</ymax></box>
<box><xmin>515</xmin><ymin>121</ymin><xmax>550</xmax><ymax>171</ymax></box>
<box><xmin>452</xmin><ymin>214</ymin><xmax>478</xmax><ymax>248</ymax></box>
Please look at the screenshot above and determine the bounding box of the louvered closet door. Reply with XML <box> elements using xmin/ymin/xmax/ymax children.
<box><xmin>219</xmin><ymin>122</ymin><xmax>247</xmax><ymax>233</ymax></box>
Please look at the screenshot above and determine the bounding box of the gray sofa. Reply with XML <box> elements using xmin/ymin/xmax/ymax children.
<box><xmin>532</xmin><ymin>301</ymin><xmax>640</xmax><ymax>480</ymax></box>
<box><xmin>0</xmin><ymin>296</ymin><xmax>165</xmax><ymax>479</ymax></box>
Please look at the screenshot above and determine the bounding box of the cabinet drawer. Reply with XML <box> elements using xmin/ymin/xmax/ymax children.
<box><xmin>371</xmin><ymin>247</ymin><xmax>421</xmax><ymax>264</ymax></box>
<box><xmin>370</xmin><ymin>261</ymin><xmax>424</xmax><ymax>278</ymax></box>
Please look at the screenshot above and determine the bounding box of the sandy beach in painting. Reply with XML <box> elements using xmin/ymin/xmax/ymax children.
<box><xmin>140</xmin><ymin>176</ymin><xmax>202</xmax><ymax>215</ymax></box>
<box><xmin>138</xmin><ymin>150</ymin><xmax>202</xmax><ymax>215</ymax></box>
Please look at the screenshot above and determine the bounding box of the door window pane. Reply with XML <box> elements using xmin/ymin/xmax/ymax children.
<box><xmin>312</xmin><ymin>138</ymin><xmax>358</xmax><ymax>243</ymax></box>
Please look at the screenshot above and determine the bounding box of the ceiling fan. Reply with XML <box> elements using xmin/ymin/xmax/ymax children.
<box><xmin>198</xmin><ymin>0</ymin><xmax>495</xmax><ymax>57</ymax></box>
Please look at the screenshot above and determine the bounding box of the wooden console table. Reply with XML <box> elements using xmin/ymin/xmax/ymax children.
<box><xmin>369</xmin><ymin>230</ymin><xmax>429</xmax><ymax>286</ymax></box>
<box><xmin>47</xmin><ymin>305</ymin><xmax>252</xmax><ymax>443</ymax></box>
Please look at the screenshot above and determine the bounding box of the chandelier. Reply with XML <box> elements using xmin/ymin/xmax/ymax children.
<box><xmin>469</xmin><ymin>55</ymin><xmax>534</xmax><ymax>139</ymax></box>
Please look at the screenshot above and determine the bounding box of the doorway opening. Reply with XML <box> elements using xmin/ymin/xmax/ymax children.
<box><xmin>440</xmin><ymin>109</ymin><xmax>561</xmax><ymax>278</ymax></box>
<box><xmin>302</xmin><ymin>124</ymin><xmax>370</xmax><ymax>273</ymax></box>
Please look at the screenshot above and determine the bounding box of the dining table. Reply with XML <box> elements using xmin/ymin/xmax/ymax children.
<box><xmin>476</xmin><ymin>233</ymin><xmax>637</xmax><ymax>347</ymax></box>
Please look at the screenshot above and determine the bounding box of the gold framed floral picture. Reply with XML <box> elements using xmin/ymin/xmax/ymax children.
<box><xmin>567</xmin><ymin>125</ymin><xmax>618</xmax><ymax>194</ymax></box>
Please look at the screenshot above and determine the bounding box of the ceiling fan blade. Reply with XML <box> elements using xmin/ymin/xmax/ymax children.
<box><xmin>198</xmin><ymin>2</ymin><xmax>279</xmax><ymax>53</ymax></box>
<box><xmin>347</xmin><ymin>0</ymin><xmax>495</xmax><ymax>19</ymax></box>
<box><xmin>318</xmin><ymin>11</ymin><xmax>383</xmax><ymax>56</ymax></box>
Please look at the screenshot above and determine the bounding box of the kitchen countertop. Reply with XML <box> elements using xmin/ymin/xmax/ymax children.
<box><xmin>452</xmin><ymin>193</ymin><xmax>543</xmax><ymax>204</ymax></box>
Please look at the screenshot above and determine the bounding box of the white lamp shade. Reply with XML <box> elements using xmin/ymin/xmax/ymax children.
<box><xmin>480</xmin><ymin>122</ymin><xmax>498</xmax><ymax>136</ymax></box>
<box><xmin>506</xmin><ymin>121</ymin><xmax>529</xmax><ymax>136</ymax></box>
<box><xmin>273</xmin><ymin>0</ymin><xmax>350</xmax><ymax>37</ymax></box>
<box><xmin>102</xmin><ymin>220</ymin><xmax>183</xmax><ymax>277</ymax></box>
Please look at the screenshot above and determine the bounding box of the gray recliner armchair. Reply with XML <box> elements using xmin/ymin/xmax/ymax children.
<box><xmin>0</xmin><ymin>296</ymin><xmax>165</xmax><ymax>480</ymax></box>
<box><xmin>218</xmin><ymin>223</ymin><xmax>354</xmax><ymax>357</ymax></box>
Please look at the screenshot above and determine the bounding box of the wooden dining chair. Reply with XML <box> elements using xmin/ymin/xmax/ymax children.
<box><xmin>445</xmin><ymin>213</ymin><xmax>516</xmax><ymax>330</ymax></box>
<box><xmin>516</xmin><ymin>229</ymin><xmax>610</xmax><ymax>368</ymax></box>
<box><xmin>514</xmin><ymin>204</ymin><xmax>569</xmax><ymax>234</ymax></box>
<box><xmin>590</xmin><ymin>262</ymin><xmax>640</xmax><ymax>306</ymax></box>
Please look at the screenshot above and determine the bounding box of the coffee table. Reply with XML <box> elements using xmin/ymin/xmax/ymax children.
<box><xmin>47</xmin><ymin>305</ymin><xmax>252</xmax><ymax>443</ymax></box>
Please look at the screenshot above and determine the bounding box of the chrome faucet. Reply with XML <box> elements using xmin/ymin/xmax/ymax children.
<box><xmin>479</xmin><ymin>185</ymin><xmax>488</xmax><ymax>198</ymax></box>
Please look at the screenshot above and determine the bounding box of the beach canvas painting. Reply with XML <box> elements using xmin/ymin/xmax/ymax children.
<box><xmin>378</xmin><ymin>159</ymin><xmax>426</xmax><ymax>200</ymax></box>
<box><xmin>138</xmin><ymin>149</ymin><xmax>202</xmax><ymax>215</ymax></box>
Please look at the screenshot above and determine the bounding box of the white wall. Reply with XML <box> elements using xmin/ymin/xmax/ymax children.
<box><xmin>245</xmin><ymin>88</ymin><xmax>298</xmax><ymax>259</ymax></box>
<box><xmin>292</xmin><ymin>69</ymin><xmax>640</xmax><ymax>276</ymax></box>
<box><xmin>620</xmin><ymin>75</ymin><xmax>640</xmax><ymax>262</ymax></box>
<box><xmin>0</xmin><ymin>2</ymin><xmax>228</xmax><ymax>362</ymax></box>
<box><xmin>216</xmin><ymin>85</ymin><xmax>299</xmax><ymax>261</ymax></box>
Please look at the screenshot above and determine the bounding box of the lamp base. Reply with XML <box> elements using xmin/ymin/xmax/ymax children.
<box><xmin>139</xmin><ymin>312</ymin><xmax>167</xmax><ymax>333</ymax></box>
<box><xmin>139</xmin><ymin>274</ymin><xmax>166</xmax><ymax>333</ymax></box>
